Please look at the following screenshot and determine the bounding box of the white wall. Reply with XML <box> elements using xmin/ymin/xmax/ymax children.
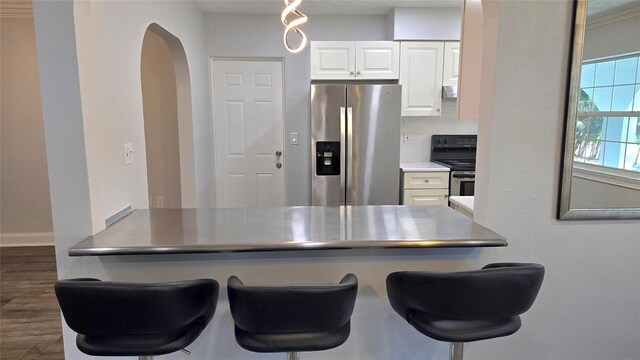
<box><xmin>72</xmin><ymin>0</ymin><xmax>212</xmax><ymax>233</ymax></box>
<box><xmin>390</xmin><ymin>7</ymin><xmax>462</xmax><ymax>41</ymax></box>
<box><xmin>205</xmin><ymin>14</ymin><xmax>388</xmax><ymax>205</ymax></box>
<box><xmin>0</xmin><ymin>17</ymin><xmax>53</xmax><ymax>237</ymax></box>
<box><xmin>141</xmin><ymin>30</ymin><xmax>182</xmax><ymax>209</ymax></box>
<box><xmin>583</xmin><ymin>13</ymin><xmax>640</xmax><ymax>60</ymax></box>
<box><xmin>400</xmin><ymin>102</ymin><xmax>478</xmax><ymax>163</ymax></box>
<box><xmin>205</xmin><ymin>13</ymin><xmax>475</xmax><ymax>193</ymax></box>
<box><xmin>570</xmin><ymin>176</ymin><xmax>640</xmax><ymax>208</ymax></box>
<box><xmin>473</xmin><ymin>1</ymin><xmax>640</xmax><ymax>359</ymax></box>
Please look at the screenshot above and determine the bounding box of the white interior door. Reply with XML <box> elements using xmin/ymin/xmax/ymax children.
<box><xmin>212</xmin><ymin>59</ymin><xmax>284</xmax><ymax>208</ymax></box>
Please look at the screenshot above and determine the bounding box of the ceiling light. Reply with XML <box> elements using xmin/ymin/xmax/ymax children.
<box><xmin>281</xmin><ymin>0</ymin><xmax>308</xmax><ymax>54</ymax></box>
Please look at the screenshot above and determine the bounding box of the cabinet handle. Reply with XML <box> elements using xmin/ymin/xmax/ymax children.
<box><xmin>356</xmin><ymin>71</ymin><xmax>361</xmax><ymax>75</ymax></box>
<box><xmin>424</xmin><ymin>179</ymin><xmax>430</xmax><ymax>183</ymax></box>
<box><xmin>350</xmin><ymin>71</ymin><xmax>354</xmax><ymax>76</ymax></box>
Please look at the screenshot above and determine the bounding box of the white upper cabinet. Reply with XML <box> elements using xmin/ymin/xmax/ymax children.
<box><xmin>399</xmin><ymin>41</ymin><xmax>444</xmax><ymax>117</ymax></box>
<box><xmin>443</xmin><ymin>42</ymin><xmax>460</xmax><ymax>86</ymax></box>
<box><xmin>355</xmin><ymin>41</ymin><xmax>400</xmax><ymax>79</ymax></box>
<box><xmin>311</xmin><ymin>41</ymin><xmax>399</xmax><ymax>80</ymax></box>
<box><xmin>310</xmin><ymin>41</ymin><xmax>356</xmax><ymax>80</ymax></box>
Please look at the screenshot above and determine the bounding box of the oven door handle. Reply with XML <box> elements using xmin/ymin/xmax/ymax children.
<box><xmin>452</xmin><ymin>173</ymin><xmax>475</xmax><ymax>179</ymax></box>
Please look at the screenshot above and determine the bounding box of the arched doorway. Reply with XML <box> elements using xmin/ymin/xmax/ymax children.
<box><xmin>140</xmin><ymin>23</ymin><xmax>196</xmax><ymax>208</ymax></box>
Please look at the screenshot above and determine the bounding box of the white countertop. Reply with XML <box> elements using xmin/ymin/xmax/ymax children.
<box><xmin>400</xmin><ymin>162</ymin><xmax>450</xmax><ymax>172</ymax></box>
<box><xmin>449</xmin><ymin>196</ymin><xmax>475</xmax><ymax>214</ymax></box>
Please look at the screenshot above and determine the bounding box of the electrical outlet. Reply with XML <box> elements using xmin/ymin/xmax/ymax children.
<box><xmin>290</xmin><ymin>132</ymin><xmax>299</xmax><ymax>145</ymax></box>
<box><xmin>403</xmin><ymin>133</ymin><xmax>415</xmax><ymax>144</ymax></box>
<box><xmin>156</xmin><ymin>196</ymin><xmax>165</xmax><ymax>208</ymax></box>
<box><xmin>123</xmin><ymin>143</ymin><xmax>134</xmax><ymax>165</ymax></box>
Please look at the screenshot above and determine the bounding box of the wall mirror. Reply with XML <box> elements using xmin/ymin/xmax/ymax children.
<box><xmin>559</xmin><ymin>0</ymin><xmax>640</xmax><ymax>219</ymax></box>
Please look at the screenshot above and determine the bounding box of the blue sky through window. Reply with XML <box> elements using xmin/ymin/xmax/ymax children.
<box><xmin>578</xmin><ymin>53</ymin><xmax>640</xmax><ymax>172</ymax></box>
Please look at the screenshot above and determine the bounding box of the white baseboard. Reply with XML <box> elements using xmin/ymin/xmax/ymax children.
<box><xmin>0</xmin><ymin>232</ymin><xmax>54</xmax><ymax>247</ymax></box>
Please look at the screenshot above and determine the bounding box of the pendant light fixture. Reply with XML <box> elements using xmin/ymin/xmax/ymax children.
<box><xmin>281</xmin><ymin>0</ymin><xmax>308</xmax><ymax>53</ymax></box>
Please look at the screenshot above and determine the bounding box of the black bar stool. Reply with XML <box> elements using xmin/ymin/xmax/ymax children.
<box><xmin>55</xmin><ymin>278</ymin><xmax>219</xmax><ymax>360</ymax></box>
<box><xmin>386</xmin><ymin>263</ymin><xmax>544</xmax><ymax>360</ymax></box>
<box><xmin>227</xmin><ymin>274</ymin><xmax>358</xmax><ymax>360</ymax></box>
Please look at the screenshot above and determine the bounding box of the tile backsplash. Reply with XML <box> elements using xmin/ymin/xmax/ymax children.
<box><xmin>400</xmin><ymin>101</ymin><xmax>478</xmax><ymax>162</ymax></box>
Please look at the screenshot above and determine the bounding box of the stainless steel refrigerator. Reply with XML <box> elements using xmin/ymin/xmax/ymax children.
<box><xmin>311</xmin><ymin>84</ymin><xmax>401</xmax><ymax>206</ymax></box>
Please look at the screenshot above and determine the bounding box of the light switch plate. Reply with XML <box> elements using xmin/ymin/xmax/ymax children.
<box><xmin>290</xmin><ymin>132</ymin><xmax>299</xmax><ymax>145</ymax></box>
<box><xmin>123</xmin><ymin>143</ymin><xmax>134</xmax><ymax>165</ymax></box>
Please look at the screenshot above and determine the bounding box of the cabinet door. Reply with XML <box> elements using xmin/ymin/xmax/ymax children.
<box><xmin>403</xmin><ymin>171</ymin><xmax>449</xmax><ymax>189</ymax></box>
<box><xmin>400</xmin><ymin>42</ymin><xmax>444</xmax><ymax>117</ymax></box>
<box><xmin>355</xmin><ymin>41</ymin><xmax>400</xmax><ymax>80</ymax></box>
<box><xmin>403</xmin><ymin>189</ymin><xmax>448</xmax><ymax>206</ymax></box>
<box><xmin>443</xmin><ymin>42</ymin><xmax>460</xmax><ymax>86</ymax></box>
<box><xmin>311</xmin><ymin>41</ymin><xmax>356</xmax><ymax>80</ymax></box>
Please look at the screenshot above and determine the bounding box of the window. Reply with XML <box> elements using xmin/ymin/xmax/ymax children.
<box><xmin>577</xmin><ymin>53</ymin><xmax>640</xmax><ymax>172</ymax></box>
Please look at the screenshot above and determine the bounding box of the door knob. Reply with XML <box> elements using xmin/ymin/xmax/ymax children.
<box><xmin>275</xmin><ymin>150</ymin><xmax>282</xmax><ymax>157</ymax></box>
<box><xmin>276</xmin><ymin>163</ymin><xmax>282</xmax><ymax>169</ymax></box>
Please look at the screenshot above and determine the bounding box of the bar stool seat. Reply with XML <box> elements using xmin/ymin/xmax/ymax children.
<box><xmin>235</xmin><ymin>326</ymin><xmax>351</xmax><ymax>353</ymax></box>
<box><xmin>387</xmin><ymin>263</ymin><xmax>544</xmax><ymax>360</ymax></box>
<box><xmin>227</xmin><ymin>274</ymin><xmax>358</xmax><ymax>358</ymax></box>
<box><xmin>406</xmin><ymin>311</ymin><xmax>521</xmax><ymax>342</ymax></box>
<box><xmin>55</xmin><ymin>278</ymin><xmax>219</xmax><ymax>358</ymax></box>
<box><xmin>75</xmin><ymin>323</ymin><xmax>207</xmax><ymax>356</ymax></box>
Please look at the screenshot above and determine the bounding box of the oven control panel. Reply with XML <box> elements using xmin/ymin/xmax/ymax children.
<box><xmin>432</xmin><ymin>135</ymin><xmax>477</xmax><ymax>148</ymax></box>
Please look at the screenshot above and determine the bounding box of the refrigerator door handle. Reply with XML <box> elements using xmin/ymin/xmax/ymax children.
<box><xmin>340</xmin><ymin>107</ymin><xmax>346</xmax><ymax>205</ymax></box>
<box><xmin>346</xmin><ymin>107</ymin><xmax>353</xmax><ymax>205</ymax></box>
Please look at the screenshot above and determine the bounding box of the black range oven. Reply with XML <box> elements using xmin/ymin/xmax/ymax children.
<box><xmin>430</xmin><ymin>135</ymin><xmax>477</xmax><ymax>197</ymax></box>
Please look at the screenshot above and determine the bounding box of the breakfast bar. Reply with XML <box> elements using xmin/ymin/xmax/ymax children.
<box><xmin>60</xmin><ymin>206</ymin><xmax>509</xmax><ymax>359</ymax></box>
<box><xmin>69</xmin><ymin>205</ymin><xmax>507</xmax><ymax>256</ymax></box>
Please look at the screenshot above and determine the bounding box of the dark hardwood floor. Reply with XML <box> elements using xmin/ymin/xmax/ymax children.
<box><xmin>1</xmin><ymin>246</ymin><xmax>64</xmax><ymax>359</ymax></box>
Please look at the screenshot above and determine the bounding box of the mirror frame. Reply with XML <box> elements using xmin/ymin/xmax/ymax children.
<box><xmin>558</xmin><ymin>0</ymin><xmax>640</xmax><ymax>220</ymax></box>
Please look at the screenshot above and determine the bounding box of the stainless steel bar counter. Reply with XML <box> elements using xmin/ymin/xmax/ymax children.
<box><xmin>69</xmin><ymin>206</ymin><xmax>507</xmax><ymax>256</ymax></box>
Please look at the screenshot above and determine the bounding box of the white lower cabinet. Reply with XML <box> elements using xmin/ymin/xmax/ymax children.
<box><xmin>404</xmin><ymin>189</ymin><xmax>449</xmax><ymax>206</ymax></box>
<box><xmin>401</xmin><ymin>170</ymin><xmax>449</xmax><ymax>205</ymax></box>
<box><xmin>403</xmin><ymin>171</ymin><xmax>449</xmax><ymax>189</ymax></box>
<box><xmin>450</xmin><ymin>202</ymin><xmax>473</xmax><ymax>218</ymax></box>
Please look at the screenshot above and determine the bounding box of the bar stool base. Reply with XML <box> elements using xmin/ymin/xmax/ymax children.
<box><xmin>450</xmin><ymin>342</ymin><xmax>464</xmax><ymax>360</ymax></box>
